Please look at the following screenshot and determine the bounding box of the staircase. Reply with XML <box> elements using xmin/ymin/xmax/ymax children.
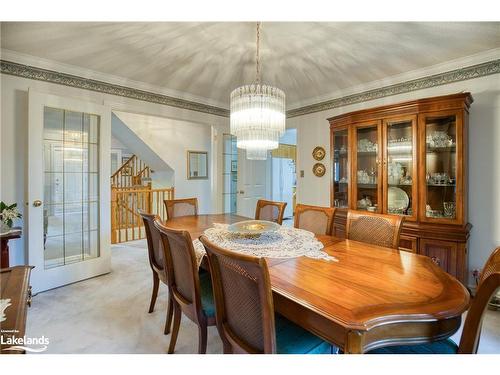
<box><xmin>111</xmin><ymin>154</ymin><xmax>152</xmax><ymax>189</ymax></box>
<box><xmin>111</xmin><ymin>155</ymin><xmax>174</xmax><ymax>243</ymax></box>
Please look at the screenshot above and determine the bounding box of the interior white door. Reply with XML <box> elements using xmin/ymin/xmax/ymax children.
<box><xmin>28</xmin><ymin>90</ymin><xmax>111</xmax><ymax>293</ymax></box>
<box><xmin>236</xmin><ymin>149</ymin><xmax>271</xmax><ymax>218</ymax></box>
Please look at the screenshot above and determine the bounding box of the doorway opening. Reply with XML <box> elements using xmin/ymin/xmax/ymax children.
<box><xmin>271</xmin><ymin>129</ymin><xmax>297</xmax><ymax>226</ymax></box>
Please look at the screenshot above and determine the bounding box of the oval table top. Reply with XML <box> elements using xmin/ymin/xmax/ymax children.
<box><xmin>164</xmin><ymin>213</ymin><xmax>470</xmax><ymax>352</ymax></box>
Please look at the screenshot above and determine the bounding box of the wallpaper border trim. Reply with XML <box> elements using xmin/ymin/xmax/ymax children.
<box><xmin>2</xmin><ymin>58</ymin><xmax>499</xmax><ymax>119</ymax></box>
<box><xmin>287</xmin><ymin>59</ymin><xmax>500</xmax><ymax>118</ymax></box>
<box><xmin>0</xmin><ymin>60</ymin><xmax>230</xmax><ymax>117</ymax></box>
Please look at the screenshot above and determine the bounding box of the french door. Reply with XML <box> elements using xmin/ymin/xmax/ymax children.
<box><xmin>28</xmin><ymin>90</ymin><xmax>111</xmax><ymax>293</ymax></box>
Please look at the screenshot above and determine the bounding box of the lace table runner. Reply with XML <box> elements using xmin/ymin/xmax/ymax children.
<box><xmin>192</xmin><ymin>223</ymin><xmax>338</xmax><ymax>268</ymax></box>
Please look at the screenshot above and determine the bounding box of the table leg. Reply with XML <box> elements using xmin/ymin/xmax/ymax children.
<box><xmin>1</xmin><ymin>239</ymin><xmax>10</xmax><ymax>268</ymax></box>
<box><xmin>345</xmin><ymin>330</ymin><xmax>365</xmax><ymax>354</ymax></box>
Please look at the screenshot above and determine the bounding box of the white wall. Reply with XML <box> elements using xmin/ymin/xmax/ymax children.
<box><xmin>289</xmin><ymin>73</ymin><xmax>500</xmax><ymax>284</ymax></box>
<box><xmin>0</xmin><ymin>73</ymin><xmax>229</xmax><ymax>266</ymax></box>
<box><xmin>113</xmin><ymin>111</ymin><xmax>215</xmax><ymax>214</ymax></box>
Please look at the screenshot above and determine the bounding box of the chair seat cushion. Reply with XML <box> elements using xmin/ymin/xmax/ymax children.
<box><xmin>199</xmin><ymin>271</ymin><xmax>215</xmax><ymax>317</ymax></box>
<box><xmin>275</xmin><ymin>314</ymin><xmax>332</xmax><ymax>354</ymax></box>
<box><xmin>367</xmin><ymin>339</ymin><xmax>458</xmax><ymax>354</ymax></box>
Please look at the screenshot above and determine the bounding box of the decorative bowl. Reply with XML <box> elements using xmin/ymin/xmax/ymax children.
<box><xmin>227</xmin><ymin>220</ymin><xmax>280</xmax><ymax>237</ymax></box>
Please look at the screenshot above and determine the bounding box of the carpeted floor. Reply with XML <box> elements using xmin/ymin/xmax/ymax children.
<box><xmin>26</xmin><ymin>239</ymin><xmax>500</xmax><ymax>354</ymax></box>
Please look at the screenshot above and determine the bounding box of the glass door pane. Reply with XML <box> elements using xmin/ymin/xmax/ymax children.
<box><xmin>355</xmin><ymin>125</ymin><xmax>379</xmax><ymax>212</ymax></box>
<box><xmin>43</xmin><ymin>107</ymin><xmax>100</xmax><ymax>269</ymax></box>
<box><xmin>223</xmin><ymin>134</ymin><xmax>237</xmax><ymax>213</ymax></box>
<box><xmin>424</xmin><ymin>115</ymin><xmax>457</xmax><ymax>219</ymax></box>
<box><xmin>386</xmin><ymin>119</ymin><xmax>415</xmax><ymax>217</ymax></box>
<box><xmin>333</xmin><ymin>129</ymin><xmax>348</xmax><ymax>208</ymax></box>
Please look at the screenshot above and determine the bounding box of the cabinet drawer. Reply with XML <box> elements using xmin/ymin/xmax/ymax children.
<box><xmin>419</xmin><ymin>239</ymin><xmax>458</xmax><ymax>276</ymax></box>
<box><xmin>399</xmin><ymin>235</ymin><xmax>417</xmax><ymax>253</ymax></box>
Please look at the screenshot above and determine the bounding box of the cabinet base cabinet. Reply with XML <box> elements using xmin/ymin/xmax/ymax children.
<box><xmin>399</xmin><ymin>235</ymin><xmax>418</xmax><ymax>253</ymax></box>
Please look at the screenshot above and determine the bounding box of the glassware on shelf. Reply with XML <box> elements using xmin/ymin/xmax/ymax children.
<box><xmin>387</xmin><ymin>137</ymin><xmax>412</xmax><ymax>153</ymax></box>
<box><xmin>424</xmin><ymin>115</ymin><xmax>457</xmax><ymax>220</ymax></box>
<box><xmin>388</xmin><ymin>162</ymin><xmax>403</xmax><ymax>185</ymax></box>
<box><xmin>385</xmin><ymin>119</ymin><xmax>414</xmax><ymax>217</ymax></box>
<box><xmin>333</xmin><ymin>129</ymin><xmax>349</xmax><ymax>207</ymax></box>
<box><xmin>357</xmin><ymin>195</ymin><xmax>372</xmax><ymax>210</ymax></box>
<box><xmin>339</xmin><ymin>177</ymin><xmax>348</xmax><ymax>183</ymax></box>
<box><xmin>357</xmin><ymin>170</ymin><xmax>374</xmax><ymax>184</ymax></box>
<box><xmin>357</xmin><ymin>138</ymin><xmax>378</xmax><ymax>152</ymax></box>
<box><xmin>443</xmin><ymin>202</ymin><xmax>456</xmax><ymax>218</ymax></box>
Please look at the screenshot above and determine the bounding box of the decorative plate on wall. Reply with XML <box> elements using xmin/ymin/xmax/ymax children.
<box><xmin>312</xmin><ymin>163</ymin><xmax>326</xmax><ymax>177</ymax></box>
<box><xmin>312</xmin><ymin>146</ymin><xmax>326</xmax><ymax>161</ymax></box>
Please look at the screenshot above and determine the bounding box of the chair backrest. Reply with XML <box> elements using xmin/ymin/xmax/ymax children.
<box><xmin>294</xmin><ymin>204</ymin><xmax>336</xmax><ymax>235</ymax></box>
<box><xmin>153</xmin><ymin>219</ymin><xmax>204</xmax><ymax>320</ymax></box>
<box><xmin>200</xmin><ymin>235</ymin><xmax>277</xmax><ymax>354</ymax></box>
<box><xmin>458</xmin><ymin>247</ymin><xmax>500</xmax><ymax>353</ymax></box>
<box><xmin>345</xmin><ymin>210</ymin><xmax>403</xmax><ymax>249</ymax></box>
<box><xmin>138</xmin><ymin>210</ymin><xmax>165</xmax><ymax>273</ymax></box>
<box><xmin>164</xmin><ymin>198</ymin><xmax>198</xmax><ymax>220</ymax></box>
<box><xmin>255</xmin><ymin>199</ymin><xmax>287</xmax><ymax>225</ymax></box>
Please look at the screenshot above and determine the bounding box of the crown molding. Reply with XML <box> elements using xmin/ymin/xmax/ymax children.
<box><xmin>1</xmin><ymin>51</ymin><xmax>499</xmax><ymax>120</ymax></box>
<box><xmin>0</xmin><ymin>49</ymin><xmax>230</xmax><ymax>109</ymax></box>
<box><xmin>289</xmin><ymin>47</ymin><xmax>500</xmax><ymax>109</ymax></box>
<box><xmin>0</xmin><ymin>59</ymin><xmax>230</xmax><ymax>118</ymax></box>
<box><xmin>287</xmin><ymin>58</ymin><xmax>500</xmax><ymax>118</ymax></box>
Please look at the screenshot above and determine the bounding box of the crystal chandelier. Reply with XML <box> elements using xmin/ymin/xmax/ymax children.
<box><xmin>230</xmin><ymin>22</ymin><xmax>286</xmax><ymax>160</ymax></box>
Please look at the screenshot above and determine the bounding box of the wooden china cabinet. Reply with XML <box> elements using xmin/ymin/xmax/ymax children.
<box><xmin>329</xmin><ymin>93</ymin><xmax>473</xmax><ymax>284</ymax></box>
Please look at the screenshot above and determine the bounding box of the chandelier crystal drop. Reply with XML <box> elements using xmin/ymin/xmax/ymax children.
<box><xmin>230</xmin><ymin>22</ymin><xmax>286</xmax><ymax>160</ymax></box>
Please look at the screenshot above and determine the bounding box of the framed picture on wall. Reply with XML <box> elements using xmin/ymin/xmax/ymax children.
<box><xmin>187</xmin><ymin>150</ymin><xmax>209</xmax><ymax>180</ymax></box>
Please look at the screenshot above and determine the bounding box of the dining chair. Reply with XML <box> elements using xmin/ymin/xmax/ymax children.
<box><xmin>138</xmin><ymin>210</ymin><xmax>173</xmax><ymax>335</ymax></box>
<box><xmin>153</xmin><ymin>219</ymin><xmax>216</xmax><ymax>354</ymax></box>
<box><xmin>255</xmin><ymin>199</ymin><xmax>287</xmax><ymax>225</ymax></box>
<box><xmin>199</xmin><ymin>235</ymin><xmax>334</xmax><ymax>354</ymax></box>
<box><xmin>294</xmin><ymin>204</ymin><xmax>336</xmax><ymax>235</ymax></box>
<box><xmin>367</xmin><ymin>246</ymin><xmax>500</xmax><ymax>354</ymax></box>
<box><xmin>164</xmin><ymin>198</ymin><xmax>198</xmax><ymax>220</ymax></box>
<box><xmin>345</xmin><ymin>210</ymin><xmax>403</xmax><ymax>249</ymax></box>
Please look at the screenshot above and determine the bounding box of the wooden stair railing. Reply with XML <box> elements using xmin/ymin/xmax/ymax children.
<box><xmin>111</xmin><ymin>154</ymin><xmax>152</xmax><ymax>189</ymax></box>
<box><xmin>111</xmin><ymin>187</ymin><xmax>174</xmax><ymax>244</ymax></box>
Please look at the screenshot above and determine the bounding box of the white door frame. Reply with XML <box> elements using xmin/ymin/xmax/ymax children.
<box><xmin>27</xmin><ymin>89</ymin><xmax>111</xmax><ymax>293</ymax></box>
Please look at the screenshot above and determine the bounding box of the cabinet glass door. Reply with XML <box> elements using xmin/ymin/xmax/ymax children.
<box><xmin>384</xmin><ymin>117</ymin><xmax>417</xmax><ymax>219</ymax></box>
<box><xmin>423</xmin><ymin>113</ymin><xmax>460</xmax><ymax>222</ymax></box>
<box><xmin>354</xmin><ymin>123</ymin><xmax>381</xmax><ymax>212</ymax></box>
<box><xmin>332</xmin><ymin>128</ymin><xmax>349</xmax><ymax>208</ymax></box>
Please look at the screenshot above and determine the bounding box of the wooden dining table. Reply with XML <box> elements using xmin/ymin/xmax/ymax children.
<box><xmin>164</xmin><ymin>213</ymin><xmax>470</xmax><ymax>354</ymax></box>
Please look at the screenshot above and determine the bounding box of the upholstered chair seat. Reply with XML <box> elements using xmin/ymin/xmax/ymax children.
<box><xmin>368</xmin><ymin>339</ymin><xmax>458</xmax><ymax>354</ymax></box>
<box><xmin>274</xmin><ymin>314</ymin><xmax>332</xmax><ymax>354</ymax></box>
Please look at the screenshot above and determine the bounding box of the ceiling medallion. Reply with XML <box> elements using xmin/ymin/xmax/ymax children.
<box><xmin>230</xmin><ymin>22</ymin><xmax>286</xmax><ymax>160</ymax></box>
<box><xmin>312</xmin><ymin>146</ymin><xmax>326</xmax><ymax>161</ymax></box>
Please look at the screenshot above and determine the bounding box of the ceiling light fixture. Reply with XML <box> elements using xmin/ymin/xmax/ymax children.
<box><xmin>230</xmin><ymin>22</ymin><xmax>286</xmax><ymax>160</ymax></box>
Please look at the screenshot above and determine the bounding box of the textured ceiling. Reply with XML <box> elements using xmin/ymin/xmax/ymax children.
<box><xmin>1</xmin><ymin>22</ymin><xmax>499</xmax><ymax>108</ymax></box>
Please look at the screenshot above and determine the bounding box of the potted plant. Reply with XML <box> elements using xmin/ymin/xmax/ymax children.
<box><xmin>0</xmin><ymin>201</ymin><xmax>22</xmax><ymax>234</ymax></box>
